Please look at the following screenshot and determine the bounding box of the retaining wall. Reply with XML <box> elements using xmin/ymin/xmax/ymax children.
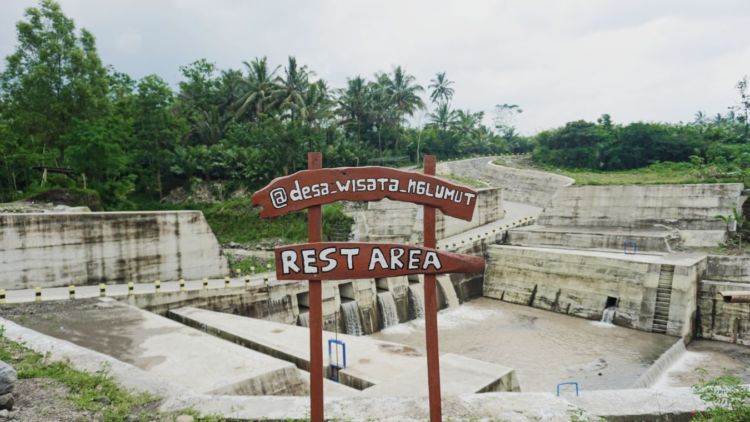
<box><xmin>436</xmin><ymin>157</ymin><xmax>573</xmax><ymax>207</ymax></box>
<box><xmin>483</xmin><ymin>245</ymin><xmax>706</xmax><ymax>338</ymax></box>
<box><xmin>698</xmin><ymin>280</ymin><xmax>750</xmax><ymax>345</ymax></box>
<box><xmin>538</xmin><ymin>184</ymin><xmax>743</xmax><ymax>231</ymax></box>
<box><xmin>346</xmin><ymin>187</ymin><xmax>504</xmax><ymax>243</ymax></box>
<box><xmin>0</xmin><ymin>211</ymin><xmax>229</xmax><ymax>289</ymax></box>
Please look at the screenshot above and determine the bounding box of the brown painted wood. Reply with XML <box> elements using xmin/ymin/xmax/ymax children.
<box><xmin>423</xmin><ymin>155</ymin><xmax>442</xmax><ymax>422</ymax></box>
<box><xmin>274</xmin><ymin>242</ymin><xmax>484</xmax><ymax>280</ymax></box>
<box><xmin>307</xmin><ymin>152</ymin><xmax>324</xmax><ymax>422</ymax></box>
<box><xmin>251</xmin><ymin>166</ymin><xmax>478</xmax><ymax>221</ymax></box>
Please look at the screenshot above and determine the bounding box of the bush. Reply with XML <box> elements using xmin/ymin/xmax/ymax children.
<box><xmin>692</xmin><ymin>371</ymin><xmax>750</xmax><ymax>421</ymax></box>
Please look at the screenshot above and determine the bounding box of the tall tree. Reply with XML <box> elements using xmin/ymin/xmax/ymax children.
<box><xmin>0</xmin><ymin>0</ymin><xmax>110</xmax><ymax>164</ymax></box>
<box><xmin>277</xmin><ymin>56</ymin><xmax>311</xmax><ymax>121</ymax></box>
<box><xmin>234</xmin><ymin>57</ymin><xmax>280</xmax><ymax>120</ymax></box>
<box><xmin>428</xmin><ymin>72</ymin><xmax>454</xmax><ymax>105</ymax></box>
<box><xmin>133</xmin><ymin>74</ymin><xmax>184</xmax><ymax>198</ymax></box>
<box><xmin>428</xmin><ymin>103</ymin><xmax>456</xmax><ymax>131</ymax></box>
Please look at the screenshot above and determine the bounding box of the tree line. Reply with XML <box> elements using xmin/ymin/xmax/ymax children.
<box><xmin>0</xmin><ymin>1</ymin><xmax>523</xmax><ymax>208</ymax></box>
<box><xmin>2</xmin><ymin>1</ymin><xmax>747</xmax><ymax>210</ymax></box>
<box><xmin>532</xmin><ymin>82</ymin><xmax>750</xmax><ymax>174</ymax></box>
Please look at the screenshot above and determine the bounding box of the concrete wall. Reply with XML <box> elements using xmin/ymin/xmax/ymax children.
<box><xmin>436</xmin><ymin>157</ymin><xmax>574</xmax><ymax>207</ymax></box>
<box><xmin>346</xmin><ymin>187</ymin><xmax>504</xmax><ymax>243</ymax></box>
<box><xmin>483</xmin><ymin>245</ymin><xmax>705</xmax><ymax>338</ymax></box>
<box><xmin>538</xmin><ymin>184</ymin><xmax>744</xmax><ymax>231</ymax></box>
<box><xmin>0</xmin><ymin>211</ymin><xmax>229</xmax><ymax>289</ymax></box>
<box><xmin>507</xmin><ymin>227</ymin><xmax>675</xmax><ymax>252</ymax></box>
<box><xmin>706</xmin><ymin>255</ymin><xmax>750</xmax><ymax>283</ymax></box>
<box><xmin>698</xmin><ymin>280</ymin><xmax>750</xmax><ymax>345</ymax></box>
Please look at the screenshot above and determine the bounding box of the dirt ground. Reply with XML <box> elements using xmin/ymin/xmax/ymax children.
<box><xmin>8</xmin><ymin>378</ymin><xmax>94</xmax><ymax>422</ymax></box>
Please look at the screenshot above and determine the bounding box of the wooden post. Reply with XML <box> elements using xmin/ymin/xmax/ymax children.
<box><xmin>422</xmin><ymin>155</ymin><xmax>442</xmax><ymax>422</ymax></box>
<box><xmin>307</xmin><ymin>152</ymin><xmax>324</xmax><ymax>422</ymax></box>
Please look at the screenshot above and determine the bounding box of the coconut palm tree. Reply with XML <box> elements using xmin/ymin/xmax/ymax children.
<box><xmin>303</xmin><ymin>79</ymin><xmax>334</xmax><ymax>129</ymax></box>
<box><xmin>277</xmin><ymin>56</ymin><xmax>311</xmax><ymax>121</ymax></box>
<box><xmin>233</xmin><ymin>56</ymin><xmax>280</xmax><ymax>120</ymax></box>
<box><xmin>428</xmin><ymin>103</ymin><xmax>457</xmax><ymax>131</ymax></box>
<box><xmin>336</xmin><ymin>76</ymin><xmax>371</xmax><ymax>142</ymax></box>
<box><xmin>375</xmin><ymin>66</ymin><xmax>424</xmax><ymax>150</ymax></box>
<box><xmin>428</xmin><ymin>72</ymin><xmax>454</xmax><ymax>105</ymax></box>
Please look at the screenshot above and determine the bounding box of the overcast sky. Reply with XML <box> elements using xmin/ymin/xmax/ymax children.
<box><xmin>1</xmin><ymin>0</ymin><xmax>749</xmax><ymax>133</ymax></box>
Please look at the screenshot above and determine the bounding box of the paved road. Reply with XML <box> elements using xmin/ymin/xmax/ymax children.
<box><xmin>437</xmin><ymin>201</ymin><xmax>541</xmax><ymax>250</ymax></box>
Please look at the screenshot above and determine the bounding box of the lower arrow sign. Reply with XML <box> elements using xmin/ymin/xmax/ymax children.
<box><xmin>274</xmin><ymin>242</ymin><xmax>485</xmax><ymax>280</ymax></box>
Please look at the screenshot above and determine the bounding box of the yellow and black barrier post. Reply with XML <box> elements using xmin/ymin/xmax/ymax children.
<box><xmin>154</xmin><ymin>280</ymin><xmax>161</xmax><ymax>293</ymax></box>
<box><xmin>35</xmin><ymin>287</ymin><xmax>42</xmax><ymax>302</ymax></box>
<box><xmin>244</xmin><ymin>275</ymin><xmax>250</xmax><ymax>287</ymax></box>
<box><xmin>99</xmin><ymin>283</ymin><xmax>106</xmax><ymax>297</ymax></box>
<box><xmin>0</xmin><ymin>289</ymin><xmax>6</xmax><ymax>304</ymax></box>
<box><xmin>68</xmin><ymin>285</ymin><xmax>76</xmax><ymax>300</ymax></box>
<box><xmin>179</xmin><ymin>278</ymin><xmax>186</xmax><ymax>292</ymax></box>
<box><xmin>128</xmin><ymin>282</ymin><xmax>134</xmax><ymax>296</ymax></box>
<box><xmin>224</xmin><ymin>276</ymin><xmax>230</xmax><ymax>288</ymax></box>
<box><xmin>203</xmin><ymin>278</ymin><xmax>208</xmax><ymax>289</ymax></box>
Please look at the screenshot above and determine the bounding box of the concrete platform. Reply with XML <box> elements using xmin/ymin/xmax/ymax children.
<box><xmin>2</xmin><ymin>298</ymin><xmax>305</xmax><ymax>395</ymax></box>
<box><xmin>507</xmin><ymin>224</ymin><xmax>677</xmax><ymax>252</ymax></box>
<box><xmin>169</xmin><ymin>306</ymin><xmax>517</xmax><ymax>394</ymax></box>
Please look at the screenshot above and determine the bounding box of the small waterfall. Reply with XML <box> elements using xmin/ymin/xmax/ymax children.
<box><xmin>408</xmin><ymin>285</ymin><xmax>425</xmax><ymax>319</ymax></box>
<box><xmin>437</xmin><ymin>276</ymin><xmax>459</xmax><ymax>308</ymax></box>
<box><xmin>298</xmin><ymin>312</ymin><xmax>309</xmax><ymax>327</ymax></box>
<box><xmin>377</xmin><ymin>291</ymin><xmax>399</xmax><ymax>328</ymax></box>
<box><xmin>632</xmin><ymin>340</ymin><xmax>687</xmax><ymax>388</ymax></box>
<box><xmin>341</xmin><ymin>301</ymin><xmax>363</xmax><ymax>336</ymax></box>
<box><xmin>601</xmin><ymin>307</ymin><xmax>616</xmax><ymax>324</ymax></box>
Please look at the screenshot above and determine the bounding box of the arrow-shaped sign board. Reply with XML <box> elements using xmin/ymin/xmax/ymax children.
<box><xmin>275</xmin><ymin>242</ymin><xmax>484</xmax><ymax>281</ymax></box>
<box><xmin>251</xmin><ymin>166</ymin><xmax>478</xmax><ymax>221</ymax></box>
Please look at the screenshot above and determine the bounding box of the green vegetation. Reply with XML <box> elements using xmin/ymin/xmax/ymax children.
<box><xmin>0</xmin><ymin>1</ymin><xmax>526</xmax><ymax>210</ymax></box>
<box><xmin>0</xmin><ymin>328</ymin><xmax>224</xmax><ymax>421</ymax></box>
<box><xmin>137</xmin><ymin>198</ymin><xmax>353</xmax><ymax>245</ymax></box>
<box><xmin>547</xmin><ymin>161</ymin><xmax>740</xmax><ymax>186</ymax></box>
<box><xmin>440</xmin><ymin>173</ymin><xmax>489</xmax><ymax>188</ymax></box>
<box><xmin>530</xmin><ymin>109</ymin><xmax>750</xmax><ymax>184</ymax></box>
<box><xmin>692</xmin><ymin>371</ymin><xmax>750</xmax><ymax>421</ymax></box>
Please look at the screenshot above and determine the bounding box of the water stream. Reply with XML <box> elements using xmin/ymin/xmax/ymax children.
<box><xmin>377</xmin><ymin>291</ymin><xmax>399</xmax><ymax>329</ymax></box>
<box><xmin>601</xmin><ymin>307</ymin><xmax>616</xmax><ymax>324</ymax></box>
<box><xmin>297</xmin><ymin>311</ymin><xmax>309</xmax><ymax>327</ymax></box>
<box><xmin>408</xmin><ymin>284</ymin><xmax>425</xmax><ymax>319</ymax></box>
<box><xmin>437</xmin><ymin>276</ymin><xmax>460</xmax><ymax>308</ymax></box>
<box><xmin>341</xmin><ymin>301</ymin><xmax>363</xmax><ymax>336</ymax></box>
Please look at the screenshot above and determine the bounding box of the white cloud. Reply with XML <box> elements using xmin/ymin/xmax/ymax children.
<box><xmin>1</xmin><ymin>0</ymin><xmax>749</xmax><ymax>133</ymax></box>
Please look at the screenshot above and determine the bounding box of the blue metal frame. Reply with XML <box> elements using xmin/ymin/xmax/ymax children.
<box><xmin>623</xmin><ymin>239</ymin><xmax>638</xmax><ymax>255</ymax></box>
<box><xmin>328</xmin><ymin>339</ymin><xmax>347</xmax><ymax>369</ymax></box>
<box><xmin>556</xmin><ymin>381</ymin><xmax>579</xmax><ymax>397</ymax></box>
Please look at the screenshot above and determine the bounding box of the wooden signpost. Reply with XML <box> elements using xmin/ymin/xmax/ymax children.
<box><xmin>252</xmin><ymin>153</ymin><xmax>484</xmax><ymax>422</ymax></box>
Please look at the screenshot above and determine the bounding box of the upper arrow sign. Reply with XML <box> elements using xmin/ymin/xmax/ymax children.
<box><xmin>251</xmin><ymin>166</ymin><xmax>478</xmax><ymax>221</ymax></box>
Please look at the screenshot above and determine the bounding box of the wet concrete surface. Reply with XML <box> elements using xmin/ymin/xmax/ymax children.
<box><xmin>654</xmin><ymin>339</ymin><xmax>750</xmax><ymax>388</ymax></box>
<box><xmin>371</xmin><ymin>297</ymin><xmax>677</xmax><ymax>392</ymax></box>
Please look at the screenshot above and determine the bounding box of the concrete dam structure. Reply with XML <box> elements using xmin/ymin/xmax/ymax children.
<box><xmin>0</xmin><ymin>211</ymin><xmax>228</xmax><ymax>289</ymax></box>
<box><xmin>346</xmin><ymin>186</ymin><xmax>504</xmax><ymax>243</ymax></box>
<box><xmin>1</xmin><ymin>156</ymin><xmax>749</xmax><ymax>421</ymax></box>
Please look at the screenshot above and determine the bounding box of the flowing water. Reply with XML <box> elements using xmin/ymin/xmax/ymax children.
<box><xmin>600</xmin><ymin>307</ymin><xmax>616</xmax><ymax>324</ymax></box>
<box><xmin>377</xmin><ymin>291</ymin><xmax>399</xmax><ymax>329</ymax></box>
<box><xmin>298</xmin><ymin>311</ymin><xmax>309</xmax><ymax>327</ymax></box>
<box><xmin>408</xmin><ymin>284</ymin><xmax>425</xmax><ymax>319</ymax></box>
<box><xmin>341</xmin><ymin>301</ymin><xmax>363</xmax><ymax>336</ymax></box>
<box><xmin>373</xmin><ymin>297</ymin><xmax>676</xmax><ymax>391</ymax></box>
<box><xmin>437</xmin><ymin>276</ymin><xmax>459</xmax><ymax>308</ymax></box>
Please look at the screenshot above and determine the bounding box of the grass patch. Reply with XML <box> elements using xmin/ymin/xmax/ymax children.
<box><xmin>439</xmin><ymin>173</ymin><xmax>489</xmax><ymax>188</ymax></box>
<box><xmin>0</xmin><ymin>328</ymin><xmax>225</xmax><ymax>421</ymax></box>
<box><xmin>226</xmin><ymin>255</ymin><xmax>275</xmax><ymax>274</ymax></box>
<box><xmin>133</xmin><ymin>197</ymin><xmax>353</xmax><ymax>245</ymax></box>
<box><xmin>494</xmin><ymin>157</ymin><xmax>741</xmax><ymax>186</ymax></box>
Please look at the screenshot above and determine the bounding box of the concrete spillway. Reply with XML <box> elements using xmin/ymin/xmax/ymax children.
<box><xmin>5</xmin><ymin>298</ymin><xmax>306</xmax><ymax>395</ymax></box>
<box><xmin>168</xmin><ymin>306</ymin><xmax>518</xmax><ymax>394</ymax></box>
